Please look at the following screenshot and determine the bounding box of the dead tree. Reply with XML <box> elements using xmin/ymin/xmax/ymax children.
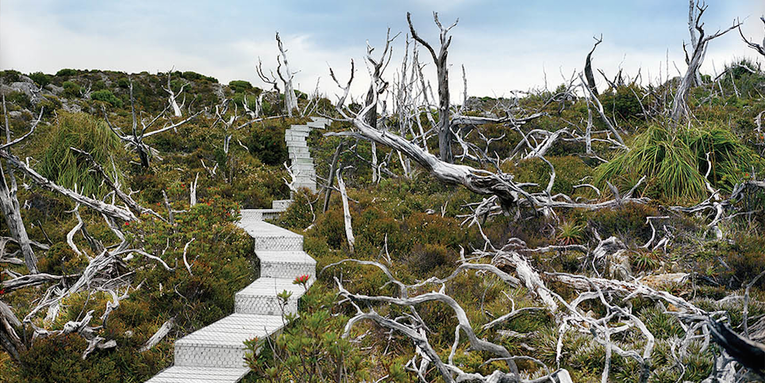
<box><xmin>407</xmin><ymin>12</ymin><xmax>458</xmax><ymax>163</ymax></box>
<box><xmin>0</xmin><ymin>102</ymin><xmax>169</xmax><ymax>361</ymax></box>
<box><xmin>739</xmin><ymin>16</ymin><xmax>765</xmax><ymax>57</ymax></box>
<box><xmin>104</xmin><ymin>80</ymin><xmax>201</xmax><ymax>168</ymax></box>
<box><xmin>162</xmin><ymin>70</ymin><xmax>187</xmax><ymax>117</ymax></box>
<box><xmin>687</xmin><ymin>0</ymin><xmax>704</xmax><ymax>87</ymax></box>
<box><xmin>256</xmin><ymin>57</ymin><xmax>281</xmax><ymax>106</ymax></box>
<box><xmin>1</xmin><ymin>95</ymin><xmax>39</xmax><ymax>273</ymax></box>
<box><xmin>671</xmin><ymin>2</ymin><xmax>739</xmax><ymax>123</ymax></box>
<box><xmin>276</xmin><ymin>32</ymin><xmax>300</xmax><ymax>117</ymax></box>
<box><xmin>257</xmin><ymin>33</ymin><xmax>299</xmax><ymax>117</ymax></box>
<box><xmin>331</xmin><ymin>57</ymin><xmax>645</xmax><ymax>216</ymax></box>
<box><xmin>363</xmin><ymin>29</ymin><xmax>398</xmax><ymax>183</ymax></box>
<box><xmin>584</xmin><ymin>35</ymin><xmax>603</xmax><ymax>96</ymax></box>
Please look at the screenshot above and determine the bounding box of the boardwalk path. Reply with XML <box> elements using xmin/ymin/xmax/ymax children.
<box><xmin>146</xmin><ymin>117</ymin><xmax>328</xmax><ymax>382</ymax></box>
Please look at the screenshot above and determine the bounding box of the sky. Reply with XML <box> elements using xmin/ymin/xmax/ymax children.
<box><xmin>2</xmin><ymin>0</ymin><xmax>765</xmax><ymax>100</ymax></box>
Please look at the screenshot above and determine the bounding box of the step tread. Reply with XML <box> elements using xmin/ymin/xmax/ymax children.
<box><xmin>147</xmin><ymin>366</ymin><xmax>249</xmax><ymax>383</ymax></box>
<box><xmin>176</xmin><ymin>313</ymin><xmax>283</xmax><ymax>347</ymax></box>
<box><xmin>256</xmin><ymin>250</ymin><xmax>316</xmax><ymax>266</ymax></box>
<box><xmin>237</xmin><ymin>216</ymin><xmax>302</xmax><ymax>239</ymax></box>
<box><xmin>237</xmin><ymin>277</ymin><xmax>309</xmax><ymax>297</ymax></box>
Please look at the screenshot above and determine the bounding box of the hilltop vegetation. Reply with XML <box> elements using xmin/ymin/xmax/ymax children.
<box><xmin>0</xmin><ymin>44</ymin><xmax>765</xmax><ymax>383</ymax></box>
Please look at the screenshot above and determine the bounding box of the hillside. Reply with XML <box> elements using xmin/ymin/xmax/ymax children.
<box><xmin>0</xmin><ymin>55</ymin><xmax>764</xmax><ymax>383</ymax></box>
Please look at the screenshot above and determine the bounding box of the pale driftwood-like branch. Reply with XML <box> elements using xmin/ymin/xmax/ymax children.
<box><xmin>407</xmin><ymin>12</ymin><xmax>458</xmax><ymax>162</ymax></box>
<box><xmin>578</xmin><ymin>73</ymin><xmax>626</xmax><ymax>147</ymax></box>
<box><xmin>139</xmin><ymin>317</ymin><xmax>175</xmax><ymax>352</ymax></box>
<box><xmin>322</xmin><ymin>141</ymin><xmax>344</xmax><ymax>213</ymax></box>
<box><xmin>336</xmin><ymin>168</ymin><xmax>355</xmax><ymax>254</ymax></box>
<box><xmin>0</xmin><ymin>149</ymin><xmax>136</xmax><ymax>221</ymax></box>
<box><xmin>70</xmin><ymin>147</ymin><xmax>165</xmax><ymax>222</ymax></box>
<box><xmin>337</xmin><ymin>278</ymin><xmax>520</xmax><ymax>380</ymax></box>
<box><xmin>671</xmin><ymin>2</ymin><xmax>740</xmax><ymax>122</ymax></box>
<box><xmin>1</xmin><ymin>95</ymin><xmax>39</xmax><ymax>273</ymax></box>
<box><xmin>190</xmin><ymin>173</ymin><xmax>199</xmax><ymax>207</ymax></box>
<box><xmin>275</xmin><ymin>32</ymin><xmax>300</xmax><ymax>117</ymax></box>
<box><xmin>344</xmin><ymin>99</ymin><xmax>647</xmax><ymax>215</ymax></box>
<box><xmin>182</xmin><ymin>237</ymin><xmax>195</xmax><ymax>275</ymax></box>
<box><xmin>584</xmin><ymin>35</ymin><xmax>603</xmax><ymax>96</ymax></box>
<box><xmin>739</xmin><ymin>17</ymin><xmax>765</xmax><ymax>57</ymax></box>
<box><xmin>332</xmin><ymin>256</ymin><xmax>583</xmax><ymax>382</ymax></box>
<box><xmin>162</xmin><ymin>70</ymin><xmax>186</xmax><ymax>117</ymax></box>
<box><xmin>105</xmin><ymin>80</ymin><xmax>201</xmax><ymax>168</ymax></box>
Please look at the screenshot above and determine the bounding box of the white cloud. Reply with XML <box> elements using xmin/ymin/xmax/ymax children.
<box><xmin>2</xmin><ymin>0</ymin><xmax>763</xmax><ymax>103</ymax></box>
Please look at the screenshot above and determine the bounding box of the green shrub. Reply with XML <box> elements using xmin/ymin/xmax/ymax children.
<box><xmin>503</xmin><ymin>155</ymin><xmax>594</xmax><ymax>196</ymax></box>
<box><xmin>62</xmin><ymin>81</ymin><xmax>81</xmax><ymax>98</ymax></box>
<box><xmin>277</xmin><ymin>191</ymin><xmax>315</xmax><ymax>230</ymax></box>
<box><xmin>180</xmin><ymin>71</ymin><xmax>218</xmax><ymax>83</ymax></box>
<box><xmin>245</xmin><ymin>124</ymin><xmax>288</xmax><ymax>166</ymax></box>
<box><xmin>91</xmin><ymin>89</ymin><xmax>123</xmax><ymax>108</ymax></box>
<box><xmin>232</xmin><ymin>92</ymin><xmax>259</xmax><ymax>110</ymax></box>
<box><xmin>595</xmin><ymin>122</ymin><xmax>765</xmax><ymax>202</ymax></box>
<box><xmin>601</xmin><ymin>84</ymin><xmax>644</xmax><ymax>120</ymax></box>
<box><xmin>36</xmin><ymin>95</ymin><xmax>62</xmax><ymax>117</ymax></box>
<box><xmin>29</xmin><ymin>72</ymin><xmax>52</xmax><ymax>88</ymax></box>
<box><xmin>56</xmin><ymin>68</ymin><xmax>79</xmax><ymax>77</ymax></box>
<box><xmin>1</xmin><ymin>70</ymin><xmax>21</xmax><ymax>83</ymax></box>
<box><xmin>116</xmin><ymin>77</ymin><xmax>130</xmax><ymax>88</ymax></box>
<box><xmin>39</xmin><ymin>112</ymin><xmax>124</xmax><ymax>197</ymax></box>
<box><xmin>228</xmin><ymin>80</ymin><xmax>252</xmax><ymax>93</ymax></box>
<box><xmin>245</xmin><ymin>285</ymin><xmax>370</xmax><ymax>382</ymax></box>
<box><xmin>4</xmin><ymin>91</ymin><xmax>31</xmax><ymax>109</ymax></box>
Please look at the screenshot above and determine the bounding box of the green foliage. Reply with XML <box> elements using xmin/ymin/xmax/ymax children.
<box><xmin>12</xmin><ymin>196</ymin><xmax>253</xmax><ymax>382</ymax></box>
<box><xmin>245</xmin><ymin>124</ymin><xmax>288</xmax><ymax>165</ymax></box>
<box><xmin>578</xmin><ymin>203</ymin><xmax>658</xmax><ymax>244</ymax></box>
<box><xmin>600</xmin><ymin>84</ymin><xmax>644</xmax><ymax>121</ymax></box>
<box><xmin>1</xmin><ymin>70</ymin><xmax>22</xmax><ymax>83</ymax></box>
<box><xmin>228</xmin><ymin>80</ymin><xmax>253</xmax><ymax>93</ymax></box>
<box><xmin>56</xmin><ymin>68</ymin><xmax>79</xmax><ymax>77</ymax></box>
<box><xmin>29</xmin><ymin>72</ymin><xmax>52</xmax><ymax>88</ymax></box>
<box><xmin>245</xmin><ymin>285</ymin><xmax>369</xmax><ymax>382</ymax></box>
<box><xmin>36</xmin><ymin>95</ymin><xmax>62</xmax><ymax>117</ymax></box>
<box><xmin>277</xmin><ymin>193</ymin><xmax>314</xmax><ymax>231</ymax></box>
<box><xmin>91</xmin><ymin>90</ymin><xmax>123</xmax><ymax>108</ymax></box>
<box><xmin>696</xmin><ymin>233</ymin><xmax>765</xmax><ymax>288</ymax></box>
<box><xmin>180</xmin><ymin>71</ymin><xmax>218</xmax><ymax>83</ymax></box>
<box><xmin>62</xmin><ymin>81</ymin><xmax>82</xmax><ymax>98</ymax></box>
<box><xmin>39</xmin><ymin>112</ymin><xmax>124</xmax><ymax>197</ymax></box>
<box><xmin>595</xmin><ymin>122</ymin><xmax>765</xmax><ymax>202</ymax></box>
<box><xmin>127</xmin><ymin>196</ymin><xmax>253</xmax><ymax>327</ymax></box>
<box><xmin>4</xmin><ymin>91</ymin><xmax>31</xmax><ymax>109</ymax></box>
<box><xmin>503</xmin><ymin>155</ymin><xmax>594</xmax><ymax>196</ymax></box>
<box><xmin>116</xmin><ymin>77</ymin><xmax>130</xmax><ymax>88</ymax></box>
<box><xmin>556</xmin><ymin>220</ymin><xmax>585</xmax><ymax>245</ymax></box>
<box><xmin>232</xmin><ymin>92</ymin><xmax>259</xmax><ymax>110</ymax></box>
<box><xmin>14</xmin><ymin>334</ymin><xmax>145</xmax><ymax>383</ymax></box>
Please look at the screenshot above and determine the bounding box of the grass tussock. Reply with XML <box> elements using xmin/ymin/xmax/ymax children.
<box><xmin>595</xmin><ymin>122</ymin><xmax>764</xmax><ymax>202</ymax></box>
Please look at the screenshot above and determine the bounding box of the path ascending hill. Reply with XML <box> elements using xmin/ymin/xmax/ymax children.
<box><xmin>145</xmin><ymin>117</ymin><xmax>329</xmax><ymax>383</ymax></box>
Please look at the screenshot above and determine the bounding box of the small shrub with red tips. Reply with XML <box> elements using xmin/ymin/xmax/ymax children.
<box><xmin>293</xmin><ymin>274</ymin><xmax>310</xmax><ymax>289</ymax></box>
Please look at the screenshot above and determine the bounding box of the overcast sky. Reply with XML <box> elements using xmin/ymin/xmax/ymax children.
<box><xmin>2</xmin><ymin>1</ymin><xmax>765</xmax><ymax>99</ymax></box>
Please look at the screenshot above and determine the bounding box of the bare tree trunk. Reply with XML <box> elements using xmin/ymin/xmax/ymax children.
<box><xmin>0</xmin><ymin>168</ymin><xmax>37</xmax><ymax>274</ymax></box>
<box><xmin>1</xmin><ymin>96</ymin><xmax>38</xmax><ymax>273</ymax></box>
<box><xmin>276</xmin><ymin>32</ymin><xmax>299</xmax><ymax>117</ymax></box>
<box><xmin>671</xmin><ymin>2</ymin><xmax>738</xmax><ymax>123</ymax></box>
<box><xmin>738</xmin><ymin>17</ymin><xmax>765</xmax><ymax>57</ymax></box>
<box><xmin>585</xmin><ymin>35</ymin><xmax>603</xmax><ymax>95</ymax></box>
<box><xmin>323</xmin><ymin>142</ymin><xmax>343</xmax><ymax>213</ymax></box>
<box><xmin>336</xmin><ymin>168</ymin><xmax>355</xmax><ymax>254</ymax></box>
<box><xmin>687</xmin><ymin>0</ymin><xmax>703</xmax><ymax>86</ymax></box>
<box><xmin>0</xmin><ymin>150</ymin><xmax>136</xmax><ymax>222</ymax></box>
<box><xmin>407</xmin><ymin>12</ymin><xmax>458</xmax><ymax>163</ymax></box>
